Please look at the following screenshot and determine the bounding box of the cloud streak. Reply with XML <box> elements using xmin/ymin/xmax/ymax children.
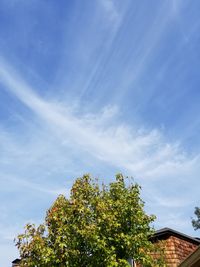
<box><xmin>0</xmin><ymin>58</ymin><xmax>199</xmax><ymax>184</ymax></box>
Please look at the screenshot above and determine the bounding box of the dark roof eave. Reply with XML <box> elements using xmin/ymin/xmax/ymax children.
<box><xmin>12</xmin><ymin>258</ymin><xmax>21</xmax><ymax>264</ymax></box>
<box><xmin>152</xmin><ymin>227</ymin><xmax>200</xmax><ymax>245</ymax></box>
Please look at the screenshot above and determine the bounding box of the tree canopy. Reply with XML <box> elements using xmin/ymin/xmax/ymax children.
<box><xmin>16</xmin><ymin>174</ymin><xmax>164</xmax><ymax>266</ymax></box>
<box><xmin>192</xmin><ymin>207</ymin><xmax>200</xmax><ymax>230</ymax></box>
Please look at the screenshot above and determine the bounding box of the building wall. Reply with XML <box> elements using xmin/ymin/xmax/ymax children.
<box><xmin>161</xmin><ymin>235</ymin><xmax>198</xmax><ymax>267</ymax></box>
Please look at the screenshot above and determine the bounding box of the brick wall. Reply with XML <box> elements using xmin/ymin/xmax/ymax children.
<box><xmin>158</xmin><ymin>235</ymin><xmax>198</xmax><ymax>267</ymax></box>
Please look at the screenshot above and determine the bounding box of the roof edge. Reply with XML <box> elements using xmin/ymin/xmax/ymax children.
<box><xmin>152</xmin><ymin>227</ymin><xmax>200</xmax><ymax>244</ymax></box>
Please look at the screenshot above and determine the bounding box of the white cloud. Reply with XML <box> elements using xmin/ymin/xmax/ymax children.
<box><xmin>0</xmin><ymin>59</ymin><xmax>198</xmax><ymax>181</ymax></box>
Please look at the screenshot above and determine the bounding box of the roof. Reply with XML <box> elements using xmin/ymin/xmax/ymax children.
<box><xmin>12</xmin><ymin>258</ymin><xmax>21</xmax><ymax>264</ymax></box>
<box><xmin>179</xmin><ymin>246</ymin><xmax>200</xmax><ymax>267</ymax></box>
<box><xmin>152</xmin><ymin>227</ymin><xmax>200</xmax><ymax>245</ymax></box>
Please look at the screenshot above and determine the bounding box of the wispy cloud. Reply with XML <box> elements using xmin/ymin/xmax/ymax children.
<box><xmin>0</xmin><ymin>59</ymin><xmax>197</xmax><ymax>182</ymax></box>
<box><xmin>1</xmin><ymin>174</ymin><xmax>67</xmax><ymax>196</ymax></box>
<box><xmin>99</xmin><ymin>0</ymin><xmax>120</xmax><ymax>24</ymax></box>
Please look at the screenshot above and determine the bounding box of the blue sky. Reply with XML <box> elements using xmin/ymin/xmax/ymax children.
<box><xmin>0</xmin><ymin>0</ymin><xmax>200</xmax><ymax>265</ymax></box>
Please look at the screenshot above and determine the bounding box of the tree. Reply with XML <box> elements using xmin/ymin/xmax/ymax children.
<box><xmin>192</xmin><ymin>207</ymin><xmax>200</xmax><ymax>230</ymax></box>
<box><xmin>16</xmin><ymin>174</ymin><xmax>164</xmax><ymax>266</ymax></box>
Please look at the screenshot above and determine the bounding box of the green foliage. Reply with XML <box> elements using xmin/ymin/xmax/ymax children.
<box><xmin>16</xmin><ymin>174</ymin><xmax>164</xmax><ymax>266</ymax></box>
<box><xmin>192</xmin><ymin>207</ymin><xmax>200</xmax><ymax>230</ymax></box>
